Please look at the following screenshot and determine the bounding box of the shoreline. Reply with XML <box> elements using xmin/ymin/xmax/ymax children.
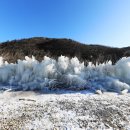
<box><xmin>0</xmin><ymin>91</ymin><xmax>130</xmax><ymax>129</ymax></box>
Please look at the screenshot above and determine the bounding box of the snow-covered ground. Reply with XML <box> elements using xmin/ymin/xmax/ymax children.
<box><xmin>0</xmin><ymin>56</ymin><xmax>130</xmax><ymax>129</ymax></box>
<box><xmin>0</xmin><ymin>91</ymin><xmax>130</xmax><ymax>130</ymax></box>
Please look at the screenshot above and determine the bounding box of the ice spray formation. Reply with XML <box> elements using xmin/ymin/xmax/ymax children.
<box><xmin>0</xmin><ymin>56</ymin><xmax>130</xmax><ymax>92</ymax></box>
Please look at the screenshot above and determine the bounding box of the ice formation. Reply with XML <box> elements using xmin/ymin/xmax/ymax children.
<box><xmin>0</xmin><ymin>55</ymin><xmax>130</xmax><ymax>92</ymax></box>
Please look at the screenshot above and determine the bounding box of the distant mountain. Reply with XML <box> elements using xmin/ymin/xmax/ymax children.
<box><xmin>0</xmin><ymin>37</ymin><xmax>130</xmax><ymax>64</ymax></box>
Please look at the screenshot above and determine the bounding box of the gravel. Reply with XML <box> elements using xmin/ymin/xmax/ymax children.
<box><xmin>0</xmin><ymin>91</ymin><xmax>130</xmax><ymax>130</ymax></box>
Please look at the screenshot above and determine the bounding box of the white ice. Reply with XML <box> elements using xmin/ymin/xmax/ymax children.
<box><xmin>0</xmin><ymin>55</ymin><xmax>130</xmax><ymax>92</ymax></box>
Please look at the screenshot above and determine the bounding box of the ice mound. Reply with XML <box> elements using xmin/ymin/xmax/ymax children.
<box><xmin>0</xmin><ymin>55</ymin><xmax>130</xmax><ymax>92</ymax></box>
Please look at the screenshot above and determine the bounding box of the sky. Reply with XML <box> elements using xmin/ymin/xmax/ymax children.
<box><xmin>0</xmin><ymin>0</ymin><xmax>130</xmax><ymax>47</ymax></box>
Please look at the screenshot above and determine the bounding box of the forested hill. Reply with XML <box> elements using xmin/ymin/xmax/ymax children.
<box><xmin>0</xmin><ymin>37</ymin><xmax>130</xmax><ymax>64</ymax></box>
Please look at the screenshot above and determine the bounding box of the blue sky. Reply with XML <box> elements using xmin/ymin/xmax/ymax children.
<box><xmin>0</xmin><ymin>0</ymin><xmax>130</xmax><ymax>47</ymax></box>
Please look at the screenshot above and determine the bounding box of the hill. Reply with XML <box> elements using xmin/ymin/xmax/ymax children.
<box><xmin>0</xmin><ymin>37</ymin><xmax>130</xmax><ymax>64</ymax></box>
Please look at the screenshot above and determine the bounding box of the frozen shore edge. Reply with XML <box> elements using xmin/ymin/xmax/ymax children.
<box><xmin>0</xmin><ymin>91</ymin><xmax>130</xmax><ymax>130</ymax></box>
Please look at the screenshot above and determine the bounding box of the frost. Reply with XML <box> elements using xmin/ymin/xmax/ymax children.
<box><xmin>0</xmin><ymin>91</ymin><xmax>130</xmax><ymax>130</ymax></box>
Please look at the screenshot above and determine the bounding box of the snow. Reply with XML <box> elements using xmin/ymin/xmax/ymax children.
<box><xmin>0</xmin><ymin>56</ymin><xmax>130</xmax><ymax>129</ymax></box>
<box><xmin>0</xmin><ymin>56</ymin><xmax>130</xmax><ymax>93</ymax></box>
<box><xmin>0</xmin><ymin>91</ymin><xmax>130</xmax><ymax>130</ymax></box>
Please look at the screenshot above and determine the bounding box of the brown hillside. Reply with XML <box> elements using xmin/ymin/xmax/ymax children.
<box><xmin>0</xmin><ymin>37</ymin><xmax>130</xmax><ymax>64</ymax></box>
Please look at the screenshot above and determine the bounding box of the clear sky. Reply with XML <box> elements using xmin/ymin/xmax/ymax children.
<box><xmin>0</xmin><ymin>0</ymin><xmax>130</xmax><ymax>47</ymax></box>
